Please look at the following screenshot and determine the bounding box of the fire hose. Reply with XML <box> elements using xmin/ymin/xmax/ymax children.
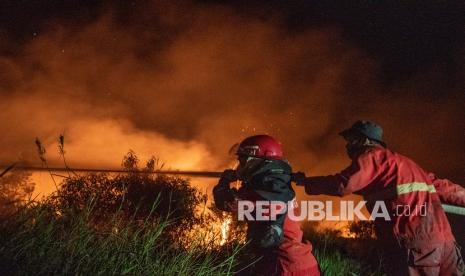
<box><xmin>1</xmin><ymin>164</ymin><xmax>465</xmax><ymax>216</ymax></box>
<box><xmin>442</xmin><ymin>204</ymin><xmax>465</xmax><ymax>216</ymax></box>
<box><xmin>0</xmin><ymin>164</ymin><xmax>222</xmax><ymax>178</ymax></box>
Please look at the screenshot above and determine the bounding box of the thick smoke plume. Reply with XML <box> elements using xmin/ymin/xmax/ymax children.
<box><xmin>1</xmin><ymin>1</ymin><xmax>464</xmax><ymax>197</ymax></box>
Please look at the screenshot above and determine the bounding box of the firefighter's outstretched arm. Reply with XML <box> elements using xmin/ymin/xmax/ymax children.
<box><xmin>213</xmin><ymin>169</ymin><xmax>239</xmax><ymax>211</ymax></box>
<box><xmin>293</xmin><ymin>151</ymin><xmax>381</xmax><ymax>196</ymax></box>
<box><xmin>429</xmin><ymin>173</ymin><xmax>465</xmax><ymax>207</ymax></box>
<box><xmin>292</xmin><ymin>172</ymin><xmax>341</xmax><ymax>196</ymax></box>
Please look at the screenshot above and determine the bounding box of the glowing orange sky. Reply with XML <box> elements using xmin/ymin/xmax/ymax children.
<box><xmin>1</xmin><ymin>1</ymin><xmax>463</xmax><ymax>205</ymax></box>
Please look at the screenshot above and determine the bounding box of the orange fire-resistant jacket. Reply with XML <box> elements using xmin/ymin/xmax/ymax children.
<box><xmin>276</xmin><ymin>204</ymin><xmax>320</xmax><ymax>275</ymax></box>
<box><xmin>304</xmin><ymin>145</ymin><xmax>465</xmax><ymax>248</ymax></box>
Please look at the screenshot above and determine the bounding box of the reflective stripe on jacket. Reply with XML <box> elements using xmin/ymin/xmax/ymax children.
<box><xmin>305</xmin><ymin>145</ymin><xmax>465</xmax><ymax>248</ymax></box>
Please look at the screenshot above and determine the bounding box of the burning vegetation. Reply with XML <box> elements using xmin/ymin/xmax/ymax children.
<box><xmin>0</xmin><ymin>149</ymin><xmax>245</xmax><ymax>274</ymax></box>
<box><xmin>1</xmin><ymin>0</ymin><xmax>464</xmax><ymax>274</ymax></box>
<box><xmin>0</xmin><ymin>139</ymin><xmax>383</xmax><ymax>275</ymax></box>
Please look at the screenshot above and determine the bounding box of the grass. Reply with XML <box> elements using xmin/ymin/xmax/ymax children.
<box><xmin>0</xmin><ymin>200</ymin><xmax>387</xmax><ymax>275</ymax></box>
<box><xmin>313</xmin><ymin>243</ymin><xmax>384</xmax><ymax>276</ymax></box>
<box><xmin>0</xmin><ymin>146</ymin><xmax>388</xmax><ymax>275</ymax></box>
<box><xmin>0</xmin><ymin>147</ymin><xmax>246</xmax><ymax>275</ymax></box>
<box><xmin>0</xmin><ymin>200</ymin><xmax>241</xmax><ymax>275</ymax></box>
<box><xmin>304</xmin><ymin>224</ymin><xmax>385</xmax><ymax>276</ymax></box>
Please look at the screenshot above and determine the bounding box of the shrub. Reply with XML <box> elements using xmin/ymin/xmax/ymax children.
<box><xmin>0</xmin><ymin>150</ymin><xmax>244</xmax><ymax>274</ymax></box>
<box><xmin>302</xmin><ymin>222</ymin><xmax>385</xmax><ymax>276</ymax></box>
<box><xmin>348</xmin><ymin>220</ymin><xmax>376</xmax><ymax>239</ymax></box>
<box><xmin>0</xmin><ymin>200</ymin><xmax>241</xmax><ymax>275</ymax></box>
<box><xmin>44</xmin><ymin>151</ymin><xmax>208</xmax><ymax>245</ymax></box>
<box><xmin>0</xmin><ymin>169</ymin><xmax>34</xmax><ymax>219</ymax></box>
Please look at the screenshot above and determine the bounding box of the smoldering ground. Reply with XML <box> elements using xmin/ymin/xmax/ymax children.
<box><xmin>0</xmin><ymin>0</ymin><xmax>464</xmax><ymax>198</ymax></box>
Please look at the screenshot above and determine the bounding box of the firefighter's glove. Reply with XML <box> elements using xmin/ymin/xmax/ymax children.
<box><xmin>219</xmin><ymin>169</ymin><xmax>238</xmax><ymax>186</ymax></box>
<box><xmin>291</xmin><ymin>172</ymin><xmax>307</xmax><ymax>186</ymax></box>
<box><xmin>258</xmin><ymin>224</ymin><xmax>284</xmax><ymax>249</ymax></box>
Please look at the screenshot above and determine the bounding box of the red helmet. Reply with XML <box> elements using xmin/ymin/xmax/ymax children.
<box><xmin>236</xmin><ymin>135</ymin><xmax>283</xmax><ymax>159</ymax></box>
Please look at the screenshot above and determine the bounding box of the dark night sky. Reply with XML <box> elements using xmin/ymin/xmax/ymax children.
<box><xmin>2</xmin><ymin>0</ymin><xmax>465</xmax><ymax>83</ymax></box>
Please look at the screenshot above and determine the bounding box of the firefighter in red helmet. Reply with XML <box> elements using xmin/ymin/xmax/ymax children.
<box><xmin>293</xmin><ymin>120</ymin><xmax>465</xmax><ymax>276</ymax></box>
<box><xmin>213</xmin><ymin>135</ymin><xmax>320</xmax><ymax>276</ymax></box>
